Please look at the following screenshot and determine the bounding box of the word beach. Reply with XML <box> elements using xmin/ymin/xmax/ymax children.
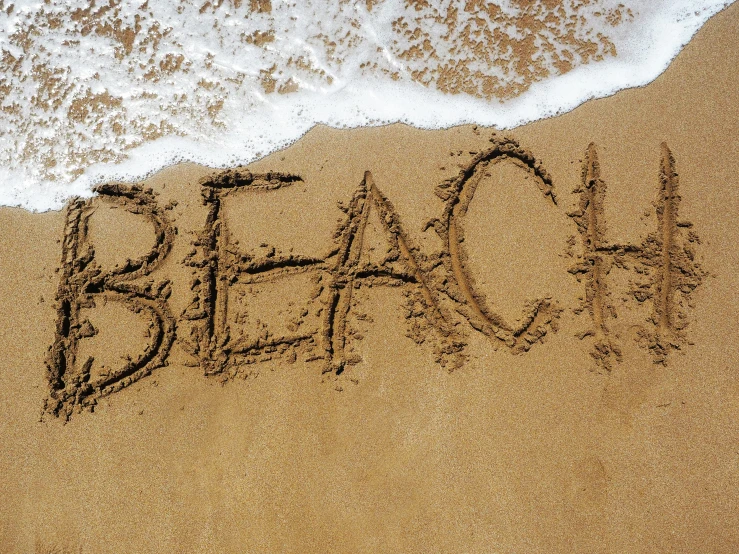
<box><xmin>45</xmin><ymin>138</ymin><xmax>704</xmax><ymax>419</ymax></box>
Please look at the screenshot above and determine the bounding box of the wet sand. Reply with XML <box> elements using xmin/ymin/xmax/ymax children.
<box><xmin>1</xmin><ymin>3</ymin><xmax>738</xmax><ymax>553</ymax></box>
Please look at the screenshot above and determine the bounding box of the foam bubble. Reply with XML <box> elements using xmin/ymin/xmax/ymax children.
<box><xmin>0</xmin><ymin>0</ymin><xmax>734</xmax><ymax>211</ymax></box>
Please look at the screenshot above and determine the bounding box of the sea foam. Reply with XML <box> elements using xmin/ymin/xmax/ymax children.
<box><xmin>0</xmin><ymin>0</ymin><xmax>734</xmax><ymax>211</ymax></box>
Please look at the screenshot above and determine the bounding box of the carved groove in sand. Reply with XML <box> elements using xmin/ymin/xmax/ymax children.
<box><xmin>44</xmin><ymin>136</ymin><xmax>705</xmax><ymax>417</ymax></box>
<box><xmin>181</xmin><ymin>138</ymin><xmax>562</xmax><ymax>380</ymax></box>
<box><xmin>432</xmin><ymin>140</ymin><xmax>563</xmax><ymax>353</ymax></box>
<box><xmin>322</xmin><ymin>171</ymin><xmax>458</xmax><ymax>374</ymax></box>
<box><xmin>568</xmin><ymin>143</ymin><xmax>705</xmax><ymax>370</ymax></box>
<box><xmin>180</xmin><ymin>169</ymin><xmax>460</xmax><ymax>378</ymax></box>
<box><xmin>45</xmin><ymin>184</ymin><xmax>176</xmax><ymax>419</ymax></box>
<box><xmin>180</xmin><ymin>171</ymin><xmax>318</xmax><ymax>376</ymax></box>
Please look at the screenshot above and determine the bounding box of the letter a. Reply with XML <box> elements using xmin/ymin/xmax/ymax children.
<box><xmin>322</xmin><ymin>171</ymin><xmax>451</xmax><ymax>374</ymax></box>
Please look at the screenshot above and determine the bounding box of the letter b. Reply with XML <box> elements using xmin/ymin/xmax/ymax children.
<box><xmin>45</xmin><ymin>185</ymin><xmax>175</xmax><ymax>419</ymax></box>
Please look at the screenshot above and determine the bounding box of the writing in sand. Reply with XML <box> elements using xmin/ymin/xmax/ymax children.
<box><xmin>45</xmin><ymin>137</ymin><xmax>705</xmax><ymax>419</ymax></box>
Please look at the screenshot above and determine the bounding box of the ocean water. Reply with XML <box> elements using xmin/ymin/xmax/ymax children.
<box><xmin>0</xmin><ymin>0</ymin><xmax>734</xmax><ymax>211</ymax></box>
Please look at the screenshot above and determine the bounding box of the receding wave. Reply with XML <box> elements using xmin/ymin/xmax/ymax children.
<box><xmin>0</xmin><ymin>0</ymin><xmax>733</xmax><ymax>210</ymax></box>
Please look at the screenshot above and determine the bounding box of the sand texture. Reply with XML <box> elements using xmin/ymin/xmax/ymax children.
<box><xmin>1</xmin><ymin>4</ymin><xmax>738</xmax><ymax>553</ymax></box>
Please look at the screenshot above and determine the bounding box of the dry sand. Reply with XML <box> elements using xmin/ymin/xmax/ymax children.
<box><xmin>1</xmin><ymin>3</ymin><xmax>738</xmax><ymax>553</ymax></box>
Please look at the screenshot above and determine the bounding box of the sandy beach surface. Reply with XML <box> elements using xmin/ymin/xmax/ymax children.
<box><xmin>1</xmin><ymin>3</ymin><xmax>738</xmax><ymax>553</ymax></box>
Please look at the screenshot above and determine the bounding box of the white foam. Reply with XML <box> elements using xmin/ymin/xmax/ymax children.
<box><xmin>0</xmin><ymin>0</ymin><xmax>734</xmax><ymax>211</ymax></box>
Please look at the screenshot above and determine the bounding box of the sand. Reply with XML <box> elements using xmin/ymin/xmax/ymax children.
<box><xmin>1</xmin><ymin>3</ymin><xmax>738</xmax><ymax>553</ymax></box>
